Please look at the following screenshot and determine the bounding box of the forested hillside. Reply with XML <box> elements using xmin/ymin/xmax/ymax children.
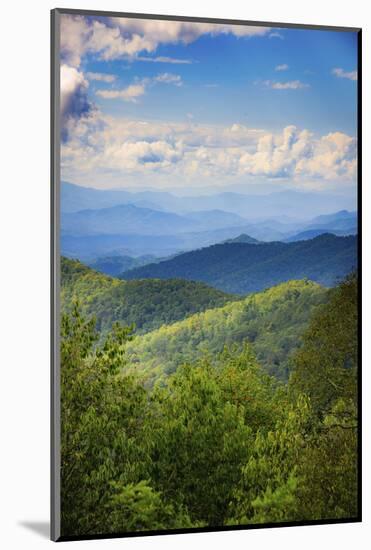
<box><xmin>61</xmin><ymin>274</ymin><xmax>358</xmax><ymax>537</ymax></box>
<box><xmin>61</xmin><ymin>257</ymin><xmax>236</xmax><ymax>334</ymax></box>
<box><xmin>122</xmin><ymin>234</ymin><xmax>357</xmax><ymax>294</ymax></box>
<box><xmin>126</xmin><ymin>279</ymin><xmax>328</xmax><ymax>382</ymax></box>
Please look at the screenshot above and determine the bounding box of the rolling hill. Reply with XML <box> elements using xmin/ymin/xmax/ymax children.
<box><xmin>125</xmin><ymin>279</ymin><xmax>329</xmax><ymax>383</ymax></box>
<box><xmin>121</xmin><ymin>234</ymin><xmax>357</xmax><ymax>294</ymax></box>
<box><xmin>61</xmin><ymin>257</ymin><xmax>236</xmax><ymax>334</ymax></box>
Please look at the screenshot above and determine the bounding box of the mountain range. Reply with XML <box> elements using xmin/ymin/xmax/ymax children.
<box><xmin>121</xmin><ymin>234</ymin><xmax>357</xmax><ymax>294</ymax></box>
<box><xmin>62</xmin><ymin>181</ymin><xmax>356</xmax><ymax>220</ymax></box>
<box><xmin>60</xmin><ymin>182</ymin><xmax>357</xmax><ymax>268</ymax></box>
<box><xmin>61</xmin><ymin>203</ymin><xmax>250</xmax><ymax>237</ymax></box>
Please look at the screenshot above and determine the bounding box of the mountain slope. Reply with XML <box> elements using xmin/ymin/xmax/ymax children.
<box><xmin>307</xmin><ymin>210</ymin><xmax>356</xmax><ymax>227</ymax></box>
<box><xmin>121</xmin><ymin>234</ymin><xmax>357</xmax><ymax>294</ymax></box>
<box><xmin>126</xmin><ymin>279</ymin><xmax>328</xmax><ymax>382</ymax></box>
<box><xmin>61</xmin><ymin>257</ymin><xmax>236</xmax><ymax>334</ymax></box>
<box><xmin>87</xmin><ymin>255</ymin><xmax>157</xmax><ymax>277</ymax></box>
<box><xmin>285</xmin><ymin>228</ymin><xmax>356</xmax><ymax>242</ymax></box>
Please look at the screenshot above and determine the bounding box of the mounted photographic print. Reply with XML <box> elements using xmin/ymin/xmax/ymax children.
<box><xmin>51</xmin><ymin>8</ymin><xmax>361</xmax><ymax>541</ymax></box>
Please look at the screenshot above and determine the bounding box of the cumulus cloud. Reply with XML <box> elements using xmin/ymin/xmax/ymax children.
<box><xmin>86</xmin><ymin>72</ymin><xmax>116</xmax><ymax>82</ymax></box>
<box><xmin>60</xmin><ymin>15</ymin><xmax>91</xmax><ymax>67</ymax></box>
<box><xmin>263</xmin><ymin>79</ymin><xmax>310</xmax><ymax>90</ymax></box>
<box><xmin>60</xmin><ymin>64</ymin><xmax>91</xmax><ymax>132</ymax></box>
<box><xmin>332</xmin><ymin>67</ymin><xmax>357</xmax><ymax>81</ymax></box>
<box><xmin>60</xmin><ymin>14</ymin><xmax>271</xmax><ymax>67</ymax></box>
<box><xmin>61</xmin><ymin>111</ymin><xmax>356</xmax><ymax>188</ymax></box>
<box><xmin>296</xmin><ymin>131</ymin><xmax>356</xmax><ymax>179</ymax></box>
<box><xmin>275</xmin><ymin>63</ymin><xmax>289</xmax><ymax>71</ymax></box>
<box><xmin>239</xmin><ymin>125</ymin><xmax>356</xmax><ymax>181</ymax></box>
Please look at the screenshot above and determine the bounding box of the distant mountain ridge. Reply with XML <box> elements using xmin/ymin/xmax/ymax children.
<box><xmin>62</xmin><ymin>181</ymin><xmax>356</xmax><ymax>219</ymax></box>
<box><xmin>223</xmin><ymin>234</ymin><xmax>260</xmax><ymax>244</ymax></box>
<box><xmin>62</xmin><ymin>203</ymin><xmax>197</xmax><ymax>236</ymax></box>
<box><xmin>87</xmin><ymin>254</ymin><xmax>157</xmax><ymax>277</ymax></box>
<box><xmin>61</xmin><ymin>182</ymin><xmax>357</xmax><ymax>260</ymax></box>
<box><xmin>121</xmin><ymin>234</ymin><xmax>357</xmax><ymax>294</ymax></box>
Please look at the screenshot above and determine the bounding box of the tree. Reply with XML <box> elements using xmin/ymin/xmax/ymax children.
<box><xmin>60</xmin><ymin>305</ymin><xmax>187</xmax><ymax>536</ymax></box>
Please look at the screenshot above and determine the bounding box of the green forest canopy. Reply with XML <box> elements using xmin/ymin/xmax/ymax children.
<box><xmin>61</xmin><ymin>256</ymin><xmax>237</xmax><ymax>335</ymax></box>
<box><xmin>60</xmin><ymin>273</ymin><xmax>358</xmax><ymax>537</ymax></box>
<box><xmin>126</xmin><ymin>278</ymin><xmax>328</xmax><ymax>382</ymax></box>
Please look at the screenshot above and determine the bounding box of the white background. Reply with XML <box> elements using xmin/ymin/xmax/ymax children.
<box><xmin>0</xmin><ymin>0</ymin><xmax>369</xmax><ymax>547</ymax></box>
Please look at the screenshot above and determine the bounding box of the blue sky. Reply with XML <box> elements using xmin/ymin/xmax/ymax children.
<box><xmin>60</xmin><ymin>15</ymin><xmax>358</xmax><ymax>196</ymax></box>
<box><xmin>86</xmin><ymin>27</ymin><xmax>357</xmax><ymax>134</ymax></box>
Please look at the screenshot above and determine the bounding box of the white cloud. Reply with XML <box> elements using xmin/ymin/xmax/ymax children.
<box><xmin>275</xmin><ymin>63</ymin><xmax>289</xmax><ymax>71</ymax></box>
<box><xmin>154</xmin><ymin>73</ymin><xmax>183</xmax><ymax>86</ymax></box>
<box><xmin>96</xmin><ymin>73</ymin><xmax>183</xmax><ymax>102</ymax></box>
<box><xmin>332</xmin><ymin>67</ymin><xmax>357</xmax><ymax>81</ymax></box>
<box><xmin>60</xmin><ymin>15</ymin><xmax>90</xmax><ymax>67</ymax></box>
<box><xmin>86</xmin><ymin>72</ymin><xmax>116</xmax><ymax>83</ymax></box>
<box><xmin>61</xmin><ymin>111</ymin><xmax>356</xmax><ymax>189</ymax></box>
<box><xmin>239</xmin><ymin>125</ymin><xmax>356</xmax><ymax>181</ymax></box>
<box><xmin>60</xmin><ymin>14</ymin><xmax>271</xmax><ymax>67</ymax></box>
<box><xmin>135</xmin><ymin>55</ymin><xmax>193</xmax><ymax>64</ymax></box>
<box><xmin>60</xmin><ymin>64</ymin><xmax>90</xmax><ymax>124</ymax></box>
<box><xmin>264</xmin><ymin>79</ymin><xmax>310</xmax><ymax>90</ymax></box>
<box><xmin>96</xmin><ymin>83</ymin><xmax>146</xmax><ymax>102</ymax></box>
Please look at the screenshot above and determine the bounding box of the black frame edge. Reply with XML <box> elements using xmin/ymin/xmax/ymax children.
<box><xmin>51</xmin><ymin>7</ymin><xmax>61</xmax><ymax>543</ymax></box>
<box><xmin>356</xmin><ymin>27</ymin><xmax>362</xmax><ymax>523</ymax></box>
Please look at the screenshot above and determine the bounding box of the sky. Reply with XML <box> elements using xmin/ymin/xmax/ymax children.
<box><xmin>60</xmin><ymin>13</ymin><xmax>358</xmax><ymax>197</ymax></box>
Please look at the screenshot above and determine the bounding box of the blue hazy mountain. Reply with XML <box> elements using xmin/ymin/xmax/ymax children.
<box><xmin>121</xmin><ymin>234</ymin><xmax>357</xmax><ymax>294</ymax></box>
<box><xmin>62</xmin><ymin>203</ymin><xmax>198</xmax><ymax>236</ymax></box>
<box><xmin>62</xmin><ymin>203</ymin><xmax>252</xmax><ymax>238</ymax></box>
<box><xmin>304</xmin><ymin>210</ymin><xmax>357</xmax><ymax>232</ymax></box>
<box><xmin>61</xmin><ymin>222</ymin><xmax>288</xmax><ymax>260</ymax></box>
<box><xmin>308</xmin><ymin>210</ymin><xmax>356</xmax><ymax>226</ymax></box>
<box><xmin>61</xmin><ymin>182</ymin><xmax>357</xmax><ymax>260</ymax></box>
<box><xmin>61</xmin><ymin>181</ymin><xmax>356</xmax><ymax>220</ymax></box>
<box><xmin>61</xmin><ymin>233</ymin><xmax>185</xmax><ymax>261</ymax></box>
<box><xmin>285</xmin><ymin>229</ymin><xmax>354</xmax><ymax>242</ymax></box>
<box><xmin>286</xmin><ymin>211</ymin><xmax>357</xmax><ymax>242</ymax></box>
<box><xmin>87</xmin><ymin>255</ymin><xmax>158</xmax><ymax>277</ymax></box>
<box><xmin>185</xmin><ymin>210</ymin><xmax>249</xmax><ymax>230</ymax></box>
<box><xmin>61</xmin><ymin>181</ymin><xmax>174</xmax><ymax>213</ymax></box>
<box><xmin>223</xmin><ymin>234</ymin><xmax>260</xmax><ymax>244</ymax></box>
